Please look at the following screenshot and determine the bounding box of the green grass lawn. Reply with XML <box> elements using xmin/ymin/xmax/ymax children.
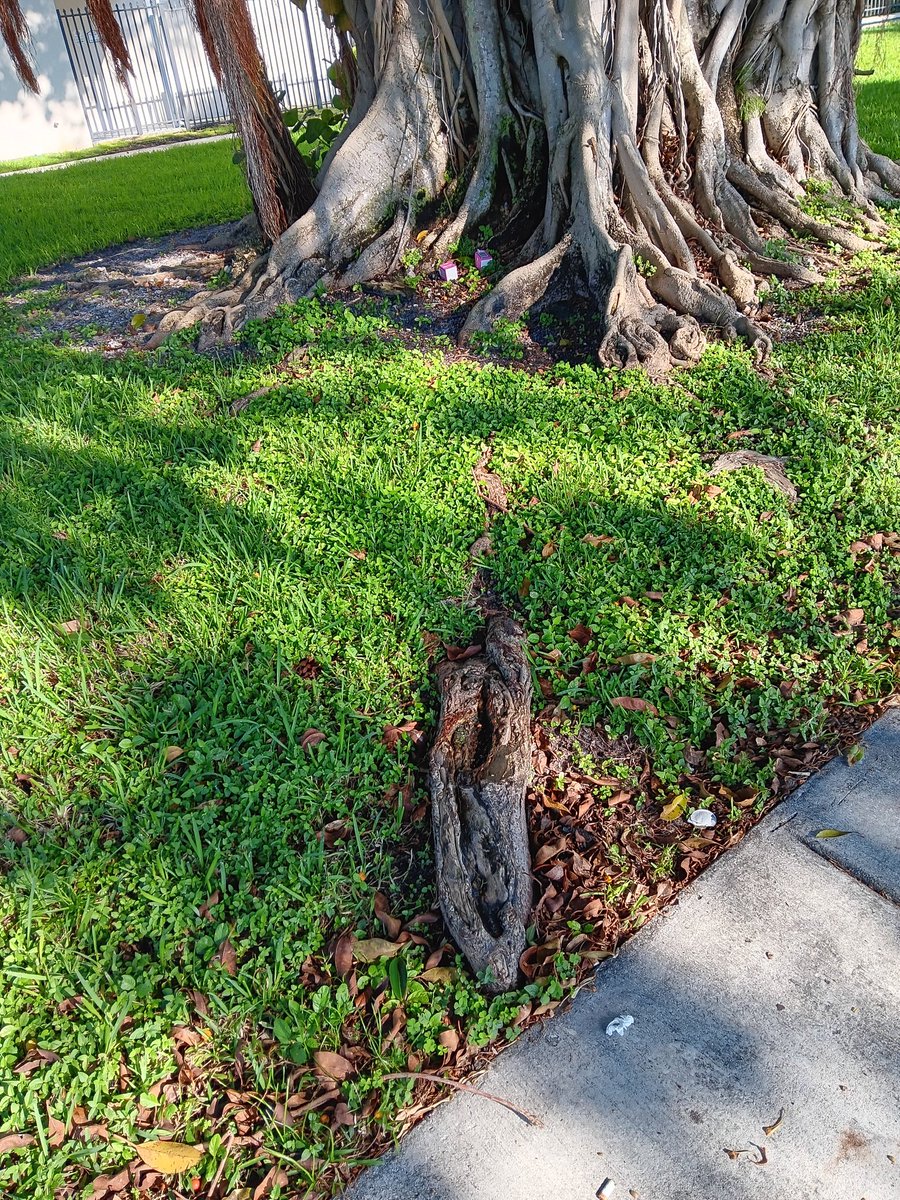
<box><xmin>0</xmin><ymin>139</ymin><xmax>250</xmax><ymax>286</ymax></box>
<box><xmin>857</xmin><ymin>24</ymin><xmax>900</xmax><ymax>160</ymax></box>
<box><xmin>0</xmin><ymin>126</ymin><xmax>234</xmax><ymax>176</ymax></box>
<box><xmin>2</xmin><ymin>244</ymin><xmax>900</xmax><ymax>1197</ymax></box>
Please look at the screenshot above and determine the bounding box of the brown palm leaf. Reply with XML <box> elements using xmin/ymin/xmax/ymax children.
<box><xmin>0</xmin><ymin>0</ymin><xmax>38</xmax><ymax>92</ymax></box>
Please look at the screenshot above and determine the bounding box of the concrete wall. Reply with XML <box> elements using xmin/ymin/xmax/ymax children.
<box><xmin>0</xmin><ymin>0</ymin><xmax>91</xmax><ymax>160</ymax></box>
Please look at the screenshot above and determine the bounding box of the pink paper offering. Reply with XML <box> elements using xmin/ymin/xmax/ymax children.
<box><xmin>474</xmin><ymin>249</ymin><xmax>493</xmax><ymax>271</ymax></box>
<box><xmin>438</xmin><ymin>260</ymin><xmax>459</xmax><ymax>282</ymax></box>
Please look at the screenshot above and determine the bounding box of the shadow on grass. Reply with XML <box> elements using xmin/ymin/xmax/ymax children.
<box><xmin>0</xmin><ymin>307</ymin><xmax>897</xmax><ymax>1195</ymax></box>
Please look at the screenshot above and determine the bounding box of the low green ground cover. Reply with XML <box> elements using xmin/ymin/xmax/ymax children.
<box><xmin>0</xmin><ymin>139</ymin><xmax>250</xmax><ymax>286</ymax></box>
<box><xmin>2</xmin><ymin>228</ymin><xmax>900</xmax><ymax>1195</ymax></box>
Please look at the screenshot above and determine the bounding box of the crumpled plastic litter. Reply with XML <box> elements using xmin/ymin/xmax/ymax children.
<box><xmin>605</xmin><ymin>1014</ymin><xmax>634</xmax><ymax>1037</ymax></box>
<box><xmin>688</xmin><ymin>808</ymin><xmax>717</xmax><ymax>828</ymax></box>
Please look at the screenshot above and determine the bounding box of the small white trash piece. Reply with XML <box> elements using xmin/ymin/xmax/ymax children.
<box><xmin>605</xmin><ymin>1014</ymin><xmax>634</xmax><ymax>1037</ymax></box>
<box><xmin>688</xmin><ymin>808</ymin><xmax>717</xmax><ymax>828</ymax></box>
<box><xmin>596</xmin><ymin>1180</ymin><xmax>615</xmax><ymax>1199</ymax></box>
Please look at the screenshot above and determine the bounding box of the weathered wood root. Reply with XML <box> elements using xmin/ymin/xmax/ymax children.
<box><xmin>430</xmin><ymin>615</ymin><xmax>533</xmax><ymax>993</ymax></box>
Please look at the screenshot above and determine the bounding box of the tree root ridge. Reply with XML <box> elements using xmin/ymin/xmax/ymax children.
<box><xmin>599</xmin><ymin>307</ymin><xmax>706</xmax><ymax>379</ymax></box>
<box><xmin>430</xmin><ymin>616</ymin><xmax>533</xmax><ymax>994</ymax></box>
<box><xmin>141</xmin><ymin>0</ymin><xmax>896</xmax><ymax>372</ymax></box>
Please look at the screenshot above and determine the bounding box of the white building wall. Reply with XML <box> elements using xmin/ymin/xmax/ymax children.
<box><xmin>0</xmin><ymin>0</ymin><xmax>91</xmax><ymax>159</ymax></box>
<box><xmin>1</xmin><ymin>0</ymin><xmax>336</xmax><ymax>161</ymax></box>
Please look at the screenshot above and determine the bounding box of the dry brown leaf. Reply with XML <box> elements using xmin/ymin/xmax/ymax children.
<box><xmin>253</xmin><ymin>1165</ymin><xmax>288</xmax><ymax>1200</ymax></box>
<box><xmin>172</xmin><ymin>1025</ymin><xmax>204</xmax><ymax>1047</ymax></box>
<box><xmin>382</xmin><ymin>721</ymin><xmax>421</xmax><ymax>752</ymax></box>
<box><xmin>80</xmin><ymin>1123</ymin><xmax>110</xmax><ymax>1142</ymax></box>
<box><xmin>763</xmin><ymin>1107</ymin><xmax>784</xmax><ymax>1137</ymax></box>
<box><xmin>0</xmin><ymin>1132</ymin><xmax>35</xmax><ymax>1157</ymax></box>
<box><xmin>300</xmin><ymin>728</ymin><xmax>326</xmax><ymax>750</ymax></box>
<box><xmin>164</xmin><ymin>745</ymin><xmax>184</xmax><ymax>764</ymax></box>
<box><xmin>198</xmin><ymin>891</ymin><xmax>220</xmax><ymax>920</ymax></box>
<box><xmin>333</xmin><ymin>933</ymin><xmax>353</xmax><ymax>978</ymax></box>
<box><xmin>445</xmin><ymin>642</ymin><xmax>483</xmax><ymax>662</ymax></box>
<box><xmin>189</xmin><ymin>989</ymin><xmax>209</xmax><ymax>1017</ymax></box>
<box><xmin>438</xmin><ymin>1028</ymin><xmax>460</xmax><ymax>1052</ymax></box>
<box><xmin>567</xmin><ymin>623</ymin><xmax>593</xmax><ymax>647</ymax></box>
<box><xmin>313</xmin><ymin>1050</ymin><xmax>355</xmax><ymax>1080</ymax></box>
<box><xmin>135</xmin><ymin>1140</ymin><xmax>203</xmax><ymax>1173</ymax></box>
<box><xmin>211</xmin><ymin>938</ymin><xmax>237</xmax><ymax>975</ymax></box>
<box><xmin>272</xmin><ymin>1100</ymin><xmax>294</xmax><ymax>1129</ymax></box>
<box><xmin>616</xmin><ymin>653</ymin><xmax>658</xmax><ymax>666</ymax></box>
<box><xmin>582</xmin><ymin>533</ymin><xmax>615</xmax><ymax>547</ymax></box>
<box><xmin>47</xmin><ymin>1112</ymin><xmax>65</xmax><ymax>1149</ymax></box>
<box><xmin>348</xmin><ymin>548</ymin><xmax>367</xmax><ymax>560</ymax></box>
<box><xmin>14</xmin><ymin>1048</ymin><xmax>60</xmax><ymax>1074</ymax></box>
<box><xmin>610</xmin><ymin>696</ymin><xmax>659</xmax><ymax>716</ymax></box>
<box><xmin>60</xmin><ymin>618</ymin><xmax>89</xmax><ymax>635</ymax></box>
<box><xmin>723</xmin><ymin>1147</ymin><xmax>748</xmax><ymax>1161</ymax></box>
<box><xmin>419</xmin><ymin>966</ymin><xmax>458</xmax><ymax>984</ymax></box>
<box><xmin>6</xmin><ymin>826</ymin><xmax>28</xmax><ymax>846</ymax></box>
<box><xmin>373</xmin><ymin>891</ymin><xmax>402</xmax><ymax>939</ymax></box>
<box><xmin>351</xmin><ymin>936</ymin><xmax>403</xmax><ymax>963</ymax></box>
<box><xmin>90</xmin><ymin>1165</ymin><xmax>133</xmax><ymax>1196</ymax></box>
<box><xmin>541</xmin><ymin>541</ymin><xmax>557</xmax><ymax>558</ymax></box>
<box><xmin>534</xmin><ymin>842</ymin><xmax>562</xmax><ymax>867</ymax></box>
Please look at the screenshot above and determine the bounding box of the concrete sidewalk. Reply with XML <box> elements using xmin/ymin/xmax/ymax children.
<box><xmin>350</xmin><ymin>713</ymin><xmax>900</xmax><ymax>1200</ymax></box>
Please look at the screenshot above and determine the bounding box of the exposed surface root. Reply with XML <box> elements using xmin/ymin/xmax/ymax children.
<box><xmin>141</xmin><ymin>0</ymin><xmax>895</xmax><ymax>377</ymax></box>
<box><xmin>430</xmin><ymin>616</ymin><xmax>533</xmax><ymax>994</ymax></box>
<box><xmin>710</xmin><ymin>451</ymin><xmax>798</xmax><ymax>503</ymax></box>
<box><xmin>599</xmin><ymin>306</ymin><xmax>706</xmax><ymax>379</ymax></box>
<box><xmin>459</xmin><ymin>238</ymin><xmax>570</xmax><ymax>344</ymax></box>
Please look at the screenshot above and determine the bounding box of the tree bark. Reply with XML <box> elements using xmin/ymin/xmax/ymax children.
<box><xmin>430</xmin><ymin>617</ymin><xmax>533</xmax><ymax>993</ymax></box>
<box><xmin>157</xmin><ymin>0</ymin><xmax>896</xmax><ymax>371</ymax></box>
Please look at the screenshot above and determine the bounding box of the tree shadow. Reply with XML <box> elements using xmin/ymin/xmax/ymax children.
<box><xmin>0</xmin><ymin>314</ymin><xmax>892</xmax><ymax>1193</ymax></box>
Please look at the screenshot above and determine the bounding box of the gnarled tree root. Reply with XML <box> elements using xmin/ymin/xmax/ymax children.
<box><xmin>139</xmin><ymin>0</ymin><xmax>896</xmax><ymax>381</ymax></box>
<box><xmin>430</xmin><ymin>615</ymin><xmax>533</xmax><ymax>994</ymax></box>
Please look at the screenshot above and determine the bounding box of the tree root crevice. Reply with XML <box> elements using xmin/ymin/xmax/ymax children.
<box><xmin>430</xmin><ymin>616</ymin><xmax>533</xmax><ymax>994</ymax></box>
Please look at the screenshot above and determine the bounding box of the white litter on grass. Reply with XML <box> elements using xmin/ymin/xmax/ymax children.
<box><xmin>688</xmin><ymin>808</ymin><xmax>717</xmax><ymax>828</ymax></box>
<box><xmin>605</xmin><ymin>1015</ymin><xmax>634</xmax><ymax>1037</ymax></box>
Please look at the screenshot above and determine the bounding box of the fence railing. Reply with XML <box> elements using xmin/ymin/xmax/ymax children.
<box><xmin>57</xmin><ymin>0</ymin><xmax>338</xmax><ymax>143</ymax></box>
<box><xmin>863</xmin><ymin>0</ymin><xmax>900</xmax><ymax>19</ymax></box>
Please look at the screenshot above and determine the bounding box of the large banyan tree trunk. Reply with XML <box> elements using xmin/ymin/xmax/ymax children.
<box><xmin>180</xmin><ymin>0</ymin><xmax>895</xmax><ymax>372</ymax></box>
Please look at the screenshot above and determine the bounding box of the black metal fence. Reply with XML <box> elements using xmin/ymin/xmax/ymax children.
<box><xmin>58</xmin><ymin>0</ymin><xmax>337</xmax><ymax>143</ymax></box>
